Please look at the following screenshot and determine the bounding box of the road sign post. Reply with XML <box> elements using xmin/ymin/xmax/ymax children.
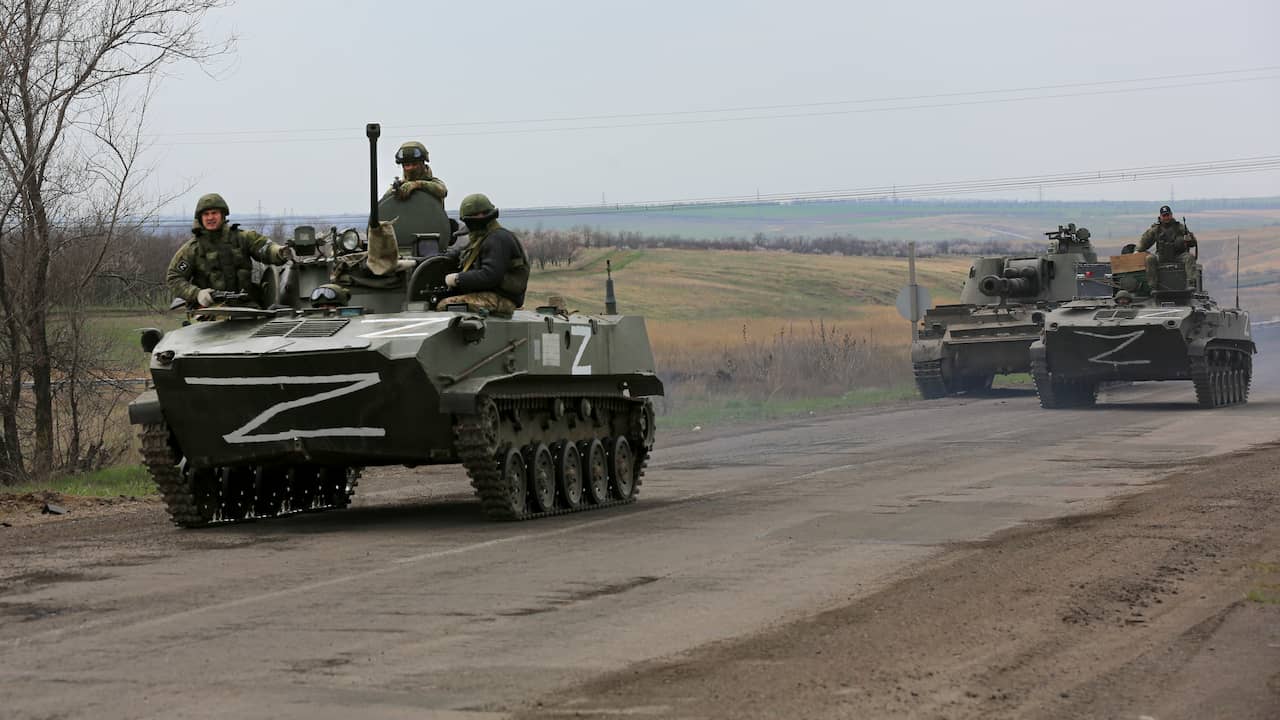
<box><xmin>896</xmin><ymin>242</ymin><xmax>931</xmax><ymax>342</ymax></box>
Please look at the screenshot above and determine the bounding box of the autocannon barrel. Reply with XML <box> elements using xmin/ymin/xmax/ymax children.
<box><xmin>979</xmin><ymin>274</ymin><xmax>1039</xmax><ymax>297</ymax></box>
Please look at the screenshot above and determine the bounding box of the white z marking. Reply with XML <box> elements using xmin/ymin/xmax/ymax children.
<box><xmin>571</xmin><ymin>325</ymin><xmax>593</xmax><ymax>375</ymax></box>
<box><xmin>1136</xmin><ymin>309</ymin><xmax>1184</xmax><ymax>320</ymax></box>
<box><xmin>357</xmin><ymin>318</ymin><xmax>451</xmax><ymax>339</ymax></box>
<box><xmin>1075</xmin><ymin>330</ymin><xmax>1151</xmax><ymax>366</ymax></box>
<box><xmin>185</xmin><ymin>373</ymin><xmax>386</xmax><ymax>444</ymax></box>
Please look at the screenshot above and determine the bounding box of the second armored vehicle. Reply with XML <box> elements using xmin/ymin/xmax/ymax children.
<box><xmin>912</xmin><ymin>223</ymin><xmax>1097</xmax><ymax>398</ymax></box>
<box><xmin>1029</xmin><ymin>248</ymin><xmax>1255</xmax><ymax>408</ymax></box>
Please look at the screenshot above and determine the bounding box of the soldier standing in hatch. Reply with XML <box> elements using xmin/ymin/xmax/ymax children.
<box><xmin>166</xmin><ymin>193</ymin><xmax>294</xmax><ymax>307</ymax></box>
<box><xmin>437</xmin><ymin>193</ymin><xmax>529</xmax><ymax>313</ymax></box>
<box><xmin>383</xmin><ymin>141</ymin><xmax>448</xmax><ymax>202</ymax></box>
<box><xmin>1137</xmin><ymin>204</ymin><xmax>1198</xmax><ymax>291</ymax></box>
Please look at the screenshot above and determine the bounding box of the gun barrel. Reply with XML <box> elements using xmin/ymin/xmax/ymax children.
<box><xmin>979</xmin><ymin>274</ymin><xmax>1038</xmax><ymax>297</ymax></box>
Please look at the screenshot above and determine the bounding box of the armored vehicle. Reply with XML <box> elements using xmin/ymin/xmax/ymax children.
<box><xmin>1028</xmin><ymin>247</ymin><xmax>1254</xmax><ymax>408</ymax></box>
<box><xmin>129</xmin><ymin>124</ymin><xmax>663</xmax><ymax>527</ymax></box>
<box><xmin>912</xmin><ymin>223</ymin><xmax>1097</xmax><ymax>398</ymax></box>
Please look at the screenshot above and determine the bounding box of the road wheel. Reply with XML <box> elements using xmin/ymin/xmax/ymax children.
<box><xmin>610</xmin><ymin>436</ymin><xmax>636</xmax><ymax>500</ymax></box>
<box><xmin>583</xmin><ymin>438</ymin><xmax>608</xmax><ymax>504</ymax></box>
<box><xmin>529</xmin><ymin>443</ymin><xmax>556</xmax><ymax>512</ymax></box>
<box><xmin>499</xmin><ymin>446</ymin><xmax>528</xmax><ymax>517</ymax></box>
<box><xmin>557</xmin><ymin>441</ymin><xmax>583</xmax><ymax>509</ymax></box>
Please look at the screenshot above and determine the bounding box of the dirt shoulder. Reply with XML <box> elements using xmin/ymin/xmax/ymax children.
<box><xmin>518</xmin><ymin>441</ymin><xmax>1280</xmax><ymax>720</ymax></box>
<box><xmin>0</xmin><ymin>491</ymin><xmax>159</xmax><ymax>528</ymax></box>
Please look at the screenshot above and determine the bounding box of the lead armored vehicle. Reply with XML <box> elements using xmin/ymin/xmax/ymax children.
<box><xmin>912</xmin><ymin>223</ymin><xmax>1097</xmax><ymax>398</ymax></box>
<box><xmin>1029</xmin><ymin>247</ymin><xmax>1254</xmax><ymax>408</ymax></box>
<box><xmin>129</xmin><ymin>124</ymin><xmax>663</xmax><ymax>527</ymax></box>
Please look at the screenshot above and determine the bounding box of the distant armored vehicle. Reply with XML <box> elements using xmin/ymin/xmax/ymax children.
<box><xmin>129</xmin><ymin>124</ymin><xmax>663</xmax><ymax>527</ymax></box>
<box><xmin>1029</xmin><ymin>247</ymin><xmax>1255</xmax><ymax>408</ymax></box>
<box><xmin>912</xmin><ymin>223</ymin><xmax>1097</xmax><ymax>398</ymax></box>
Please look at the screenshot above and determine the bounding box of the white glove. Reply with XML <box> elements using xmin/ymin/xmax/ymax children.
<box><xmin>445</xmin><ymin>273</ymin><xmax>460</xmax><ymax>289</ymax></box>
<box><xmin>197</xmin><ymin>288</ymin><xmax>215</xmax><ymax>307</ymax></box>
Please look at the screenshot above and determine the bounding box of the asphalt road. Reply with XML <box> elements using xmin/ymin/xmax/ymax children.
<box><xmin>2</xmin><ymin>372</ymin><xmax>1279</xmax><ymax>720</ymax></box>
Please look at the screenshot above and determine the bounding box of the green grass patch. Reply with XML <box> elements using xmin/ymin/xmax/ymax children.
<box><xmin>993</xmin><ymin>373</ymin><xmax>1033</xmax><ymax>388</ymax></box>
<box><xmin>1245</xmin><ymin>588</ymin><xmax>1280</xmax><ymax>604</ymax></box>
<box><xmin>3</xmin><ymin>465</ymin><xmax>156</xmax><ymax>498</ymax></box>
<box><xmin>1244</xmin><ymin>561</ymin><xmax>1280</xmax><ymax>604</ymax></box>
<box><xmin>658</xmin><ymin>383</ymin><xmax>917</xmax><ymax>431</ymax></box>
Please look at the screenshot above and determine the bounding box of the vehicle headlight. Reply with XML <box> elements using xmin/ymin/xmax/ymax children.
<box><xmin>339</xmin><ymin>228</ymin><xmax>362</xmax><ymax>252</ymax></box>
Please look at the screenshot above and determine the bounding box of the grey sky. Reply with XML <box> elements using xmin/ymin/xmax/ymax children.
<box><xmin>143</xmin><ymin>0</ymin><xmax>1280</xmax><ymax>219</ymax></box>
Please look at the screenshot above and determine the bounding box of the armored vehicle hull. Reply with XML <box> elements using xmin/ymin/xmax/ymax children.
<box><xmin>911</xmin><ymin>304</ymin><xmax>1045</xmax><ymax>397</ymax></box>
<box><xmin>1029</xmin><ymin>253</ymin><xmax>1255</xmax><ymax>409</ymax></box>
<box><xmin>912</xmin><ymin>224</ymin><xmax>1097</xmax><ymax>398</ymax></box>
<box><xmin>131</xmin><ymin>308</ymin><xmax>662</xmax><ymax>526</ymax></box>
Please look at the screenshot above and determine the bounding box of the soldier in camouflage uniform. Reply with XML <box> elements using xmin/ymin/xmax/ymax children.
<box><xmin>382</xmin><ymin>141</ymin><xmax>448</xmax><ymax>202</ymax></box>
<box><xmin>1137</xmin><ymin>204</ymin><xmax>1198</xmax><ymax>292</ymax></box>
<box><xmin>166</xmin><ymin>193</ymin><xmax>294</xmax><ymax>307</ymax></box>
<box><xmin>437</xmin><ymin>193</ymin><xmax>529</xmax><ymax>313</ymax></box>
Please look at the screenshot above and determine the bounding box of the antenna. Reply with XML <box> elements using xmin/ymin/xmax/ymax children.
<box><xmin>366</xmin><ymin>123</ymin><xmax>381</xmax><ymax>227</ymax></box>
<box><xmin>605</xmin><ymin>259</ymin><xmax>617</xmax><ymax>314</ymax></box>
<box><xmin>1235</xmin><ymin>235</ymin><xmax>1241</xmax><ymax>309</ymax></box>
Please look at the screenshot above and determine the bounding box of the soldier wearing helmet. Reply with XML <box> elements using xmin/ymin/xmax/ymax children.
<box><xmin>166</xmin><ymin>193</ymin><xmax>294</xmax><ymax>307</ymax></box>
<box><xmin>1136</xmin><ymin>204</ymin><xmax>1198</xmax><ymax>292</ymax></box>
<box><xmin>383</xmin><ymin>141</ymin><xmax>448</xmax><ymax>202</ymax></box>
<box><xmin>437</xmin><ymin>193</ymin><xmax>529</xmax><ymax>313</ymax></box>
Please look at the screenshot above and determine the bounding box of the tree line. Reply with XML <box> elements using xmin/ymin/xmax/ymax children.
<box><xmin>0</xmin><ymin>0</ymin><xmax>226</xmax><ymax>484</ymax></box>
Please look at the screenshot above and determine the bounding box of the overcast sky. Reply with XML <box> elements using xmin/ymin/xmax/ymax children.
<box><xmin>141</xmin><ymin>0</ymin><xmax>1279</xmax><ymax>219</ymax></box>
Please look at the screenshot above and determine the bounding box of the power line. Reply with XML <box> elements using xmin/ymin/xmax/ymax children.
<box><xmin>151</xmin><ymin>67</ymin><xmax>1280</xmax><ymax>146</ymax></box>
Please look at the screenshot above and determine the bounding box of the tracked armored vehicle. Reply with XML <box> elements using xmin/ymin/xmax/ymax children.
<box><xmin>912</xmin><ymin>223</ymin><xmax>1097</xmax><ymax>398</ymax></box>
<box><xmin>129</xmin><ymin>124</ymin><xmax>663</xmax><ymax>527</ymax></box>
<box><xmin>1028</xmin><ymin>248</ymin><xmax>1255</xmax><ymax>409</ymax></box>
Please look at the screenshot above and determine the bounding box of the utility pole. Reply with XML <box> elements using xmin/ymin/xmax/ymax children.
<box><xmin>909</xmin><ymin>241</ymin><xmax>919</xmax><ymax>342</ymax></box>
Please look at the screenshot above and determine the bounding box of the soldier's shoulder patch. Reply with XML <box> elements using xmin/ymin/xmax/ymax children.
<box><xmin>176</xmin><ymin>259</ymin><xmax>189</xmax><ymax>272</ymax></box>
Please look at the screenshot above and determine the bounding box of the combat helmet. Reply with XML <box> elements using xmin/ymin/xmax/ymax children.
<box><xmin>194</xmin><ymin>193</ymin><xmax>229</xmax><ymax>219</ymax></box>
<box><xmin>394</xmin><ymin>141</ymin><xmax>429</xmax><ymax>164</ymax></box>
<box><xmin>459</xmin><ymin>193</ymin><xmax>499</xmax><ymax>222</ymax></box>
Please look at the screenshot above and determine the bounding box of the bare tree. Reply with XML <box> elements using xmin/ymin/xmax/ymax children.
<box><xmin>0</xmin><ymin>0</ymin><xmax>229</xmax><ymax>482</ymax></box>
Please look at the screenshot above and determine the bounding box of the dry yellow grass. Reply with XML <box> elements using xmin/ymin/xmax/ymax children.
<box><xmin>527</xmin><ymin>247</ymin><xmax>972</xmax><ymax>321</ymax></box>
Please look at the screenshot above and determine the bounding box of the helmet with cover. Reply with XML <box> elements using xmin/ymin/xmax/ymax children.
<box><xmin>459</xmin><ymin>193</ymin><xmax>498</xmax><ymax>222</ymax></box>
<box><xmin>194</xmin><ymin>193</ymin><xmax>230</xmax><ymax>219</ymax></box>
<box><xmin>394</xmin><ymin>141</ymin><xmax>429</xmax><ymax>164</ymax></box>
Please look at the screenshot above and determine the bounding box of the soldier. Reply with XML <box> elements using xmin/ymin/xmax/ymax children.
<box><xmin>383</xmin><ymin>141</ymin><xmax>447</xmax><ymax>202</ymax></box>
<box><xmin>166</xmin><ymin>193</ymin><xmax>294</xmax><ymax>307</ymax></box>
<box><xmin>437</xmin><ymin>193</ymin><xmax>529</xmax><ymax>313</ymax></box>
<box><xmin>1137</xmin><ymin>204</ymin><xmax>1198</xmax><ymax>291</ymax></box>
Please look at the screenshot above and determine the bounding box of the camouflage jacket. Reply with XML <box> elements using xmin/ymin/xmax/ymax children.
<box><xmin>1137</xmin><ymin>220</ymin><xmax>1196</xmax><ymax>260</ymax></box>
<box><xmin>166</xmin><ymin>223</ymin><xmax>286</xmax><ymax>303</ymax></box>
<box><xmin>380</xmin><ymin>167</ymin><xmax>448</xmax><ymax>201</ymax></box>
<box><xmin>444</xmin><ymin>221</ymin><xmax>530</xmax><ymax>306</ymax></box>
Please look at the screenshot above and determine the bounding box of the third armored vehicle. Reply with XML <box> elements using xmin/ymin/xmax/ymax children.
<box><xmin>912</xmin><ymin>223</ymin><xmax>1097</xmax><ymax>398</ymax></box>
<box><xmin>128</xmin><ymin>124</ymin><xmax>663</xmax><ymax>527</ymax></box>
<box><xmin>1029</xmin><ymin>247</ymin><xmax>1255</xmax><ymax>408</ymax></box>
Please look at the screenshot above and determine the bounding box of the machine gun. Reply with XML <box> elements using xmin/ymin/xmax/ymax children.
<box><xmin>1044</xmin><ymin>223</ymin><xmax>1092</xmax><ymax>254</ymax></box>
<box><xmin>168</xmin><ymin>290</ymin><xmax>251</xmax><ymax>312</ymax></box>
